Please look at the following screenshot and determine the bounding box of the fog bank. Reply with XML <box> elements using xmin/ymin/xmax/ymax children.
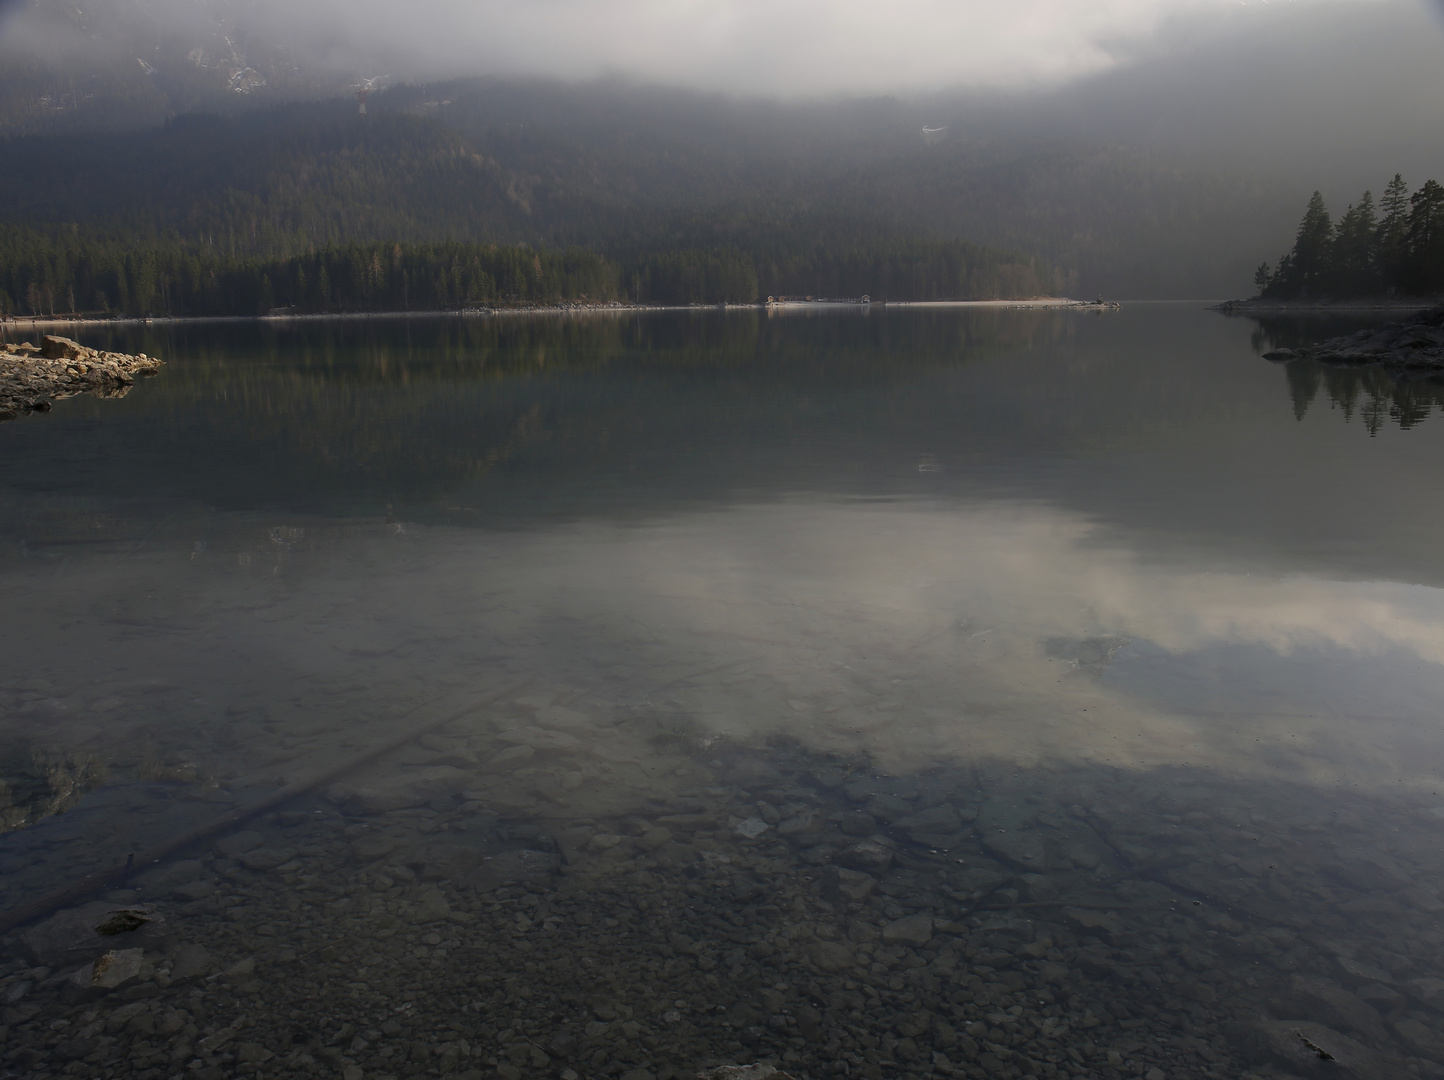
<box><xmin>0</xmin><ymin>0</ymin><xmax>1400</xmax><ymax>96</ymax></box>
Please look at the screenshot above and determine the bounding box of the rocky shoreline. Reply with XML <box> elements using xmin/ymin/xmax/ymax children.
<box><xmin>1215</xmin><ymin>297</ymin><xmax>1443</xmax><ymax>315</ymax></box>
<box><xmin>0</xmin><ymin>336</ymin><xmax>164</xmax><ymax>421</ymax></box>
<box><xmin>1261</xmin><ymin>303</ymin><xmax>1444</xmax><ymax>376</ymax></box>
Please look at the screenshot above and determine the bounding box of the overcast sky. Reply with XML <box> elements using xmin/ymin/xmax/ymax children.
<box><xmin>3</xmin><ymin>0</ymin><xmax>1418</xmax><ymax>95</ymax></box>
<box><xmin>252</xmin><ymin>0</ymin><xmax>1394</xmax><ymax>93</ymax></box>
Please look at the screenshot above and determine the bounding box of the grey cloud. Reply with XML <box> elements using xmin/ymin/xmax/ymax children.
<box><xmin>2</xmin><ymin>0</ymin><xmax>1381</xmax><ymax>95</ymax></box>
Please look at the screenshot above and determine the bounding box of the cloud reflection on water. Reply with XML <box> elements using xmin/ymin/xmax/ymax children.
<box><xmin>6</xmin><ymin>491</ymin><xmax>1444</xmax><ymax>818</ymax></box>
<box><xmin>466</xmin><ymin>498</ymin><xmax>1444</xmax><ymax>788</ymax></box>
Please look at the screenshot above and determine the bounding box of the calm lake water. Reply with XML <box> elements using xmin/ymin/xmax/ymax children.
<box><xmin>2</xmin><ymin>304</ymin><xmax>1443</xmax><ymax>1080</ymax></box>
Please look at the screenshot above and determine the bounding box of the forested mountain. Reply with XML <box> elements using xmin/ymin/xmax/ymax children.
<box><xmin>1</xmin><ymin>0</ymin><xmax>1440</xmax><ymax>302</ymax></box>
<box><xmin>0</xmin><ymin>92</ymin><xmax>1069</xmax><ymax>313</ymax></box>
<box><xmin>0</xmin><ymin>86</ymin><xmax>1279</xmax><ymax>305</ymax></box>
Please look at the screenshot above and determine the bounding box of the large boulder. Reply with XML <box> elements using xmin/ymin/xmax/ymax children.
<box><xmin>39</xmin><ymin>335</ymin><xmax>90</xmax><ymax>361</ymax></box>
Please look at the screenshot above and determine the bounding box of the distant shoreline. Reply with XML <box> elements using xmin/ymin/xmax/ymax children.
<box><xmin>0</xmin><ymin>296</ymin><xmax>1113</xmax><ymax>335</ymax></box>
<box><xmin>868</xmin><ymin>298</ymin><xmax>1115</xmax><ymax>310</ymax></box>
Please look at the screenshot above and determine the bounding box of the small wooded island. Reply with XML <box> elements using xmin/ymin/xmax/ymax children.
<box><xmin>0</xmin><ymin>335</ymin><xmax>163</xmax><ymax>421</ymax></box>
<box><xmin>1216</xmin><ymin>175</ymin><xmax>1444</xmax><ymax>377</ymax></box>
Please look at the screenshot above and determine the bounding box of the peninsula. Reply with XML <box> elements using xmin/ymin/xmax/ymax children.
<box><xmin>1262</xmin><ymin>303</ymin><xmax>1444</xmax><ymax>376</ymax></box>
<box><xmin>0</xmin><ymin>335</ymin><xmax>163</xmax><ymax>421</ymax></box>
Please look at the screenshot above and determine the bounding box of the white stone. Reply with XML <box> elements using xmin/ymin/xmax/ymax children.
<box><xmin>734</xmin><ymin>817</ymin><xmax>769</xmax><ymax>839</ymax></box>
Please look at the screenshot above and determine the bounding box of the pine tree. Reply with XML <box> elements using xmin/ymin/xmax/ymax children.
<box><xmin>1253</xmin><ymin>262</ymin><xmax>1273</xmax><ymax>295</ymax></box>
<box><xmin>1404</xmin><ymin>179</ymin><xmax>1444</xmax><ymax>294</ymax></box>
<box><xmin>1287</xmin><ymin>191</ymin><xmax>1333</xmax><ymax>296</ymax></box>
<box><xmin>1376</xmin><ymin>173</ymin><xmax>1411</xmax><ymax>290</ymax></box>
<box><xmin>1333</xmin><ymin>192</ymin><xmax>1378</xmax><ymax>295</ymax></box>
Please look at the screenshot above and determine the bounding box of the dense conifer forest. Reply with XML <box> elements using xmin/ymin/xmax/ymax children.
<box><xmin>1254</xmin><ymin>174</ymin><xmax>1444</xmax><ymax>300</ymax></box>
<box><xmin>0</xmin><ymin>225</ymin><xmax>1057</xmax><ymax>317</ymax></box>
<box><xmin>0</xmin><ymin>232</ymin><xmax>625</xmax><ymax>317</ymax></box>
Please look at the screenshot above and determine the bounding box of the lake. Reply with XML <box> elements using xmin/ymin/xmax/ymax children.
<box><xmin>2</xmin><ymin>303</ymin><xmax>1443</xmax><ymax>1080</ymax></box>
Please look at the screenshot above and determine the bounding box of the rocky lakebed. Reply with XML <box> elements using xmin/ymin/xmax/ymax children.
<box><xmin>2</xmin><ymin>686</ymin><xmax>1443</xmax><ymax>1080</ymax></box>
<box><xmin>0</xmin><ymin>336</ymin><xmax>163</xmax><ymax>420</ymax></box>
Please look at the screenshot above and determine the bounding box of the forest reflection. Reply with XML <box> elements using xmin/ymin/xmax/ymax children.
<box><xmin>1247</xmin><ymin>311</ymin><xmax>1444</xmax><ymax>432</ymax></box>
<box><xmin>23</xmin><ymin>306</ymin><xmax>1064</xmax><ymax>383</ymax></box>
<box><xmin>0</xmin><ymin>309</ymin><xmax>1076</xmax><ymax>516</ymax></box>
<box><xmin>1282</xmin><ymin>359</ymin><xmax>1444</xmax><ymax>432</ymax></box>
<box><xmin>11</xmin><ymin>305</ymin><xmax>1444</xmax><ymax>594</ymax></box>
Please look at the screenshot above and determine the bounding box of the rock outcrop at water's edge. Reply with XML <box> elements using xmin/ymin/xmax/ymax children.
<box><xmin>1260</xmin><ymin>303</ymin><xmax>1444</xmax><ymax>377</ymax></box>
<box><xmin>0</xmin><ymin>335</ymin><xmax>163</xmax><ymax>421</ymax></box>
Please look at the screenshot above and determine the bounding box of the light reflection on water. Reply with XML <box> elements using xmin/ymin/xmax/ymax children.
<box><xmin>2</xmin><ymin>307</ymin><xmax>1444</xmax><ymax>1080</ymax></box>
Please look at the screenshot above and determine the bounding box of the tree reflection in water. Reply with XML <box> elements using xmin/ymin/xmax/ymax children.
<box><xmin>1247</xmin><ymin>311</ymin><xmax>1444</xmax><ymax>432</ymax></box>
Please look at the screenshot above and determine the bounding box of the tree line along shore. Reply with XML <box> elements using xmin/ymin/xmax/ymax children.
<box><xmin>0</xmin><ymin>230</ymin><xmax>1063</xmax><ymax>320</ymax></box>
<box><xmin>1249</xmin><ymin>173</ymin><xmax>1444</xmax><ymax>303</ymax></box>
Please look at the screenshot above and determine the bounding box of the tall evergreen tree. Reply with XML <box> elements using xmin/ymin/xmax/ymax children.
<box><xmin>1376</xmin><ymin>173</ymin><xmax>1411</xmax><ymax>288</ymax></box>
<box><xmin>1405</xmin><ymin>179</ymin><xmax>1444</xmax><ymax>294</ymax></box>
<box><xmin>1287</xmin><ymin>191</ymin><xmax>1333</xmax><ymax>296</ymax></box>
<box><xmin>1253</xmin><ymin>262</ymin><xmax>1273</xmax><ymax>294</ymax></box>
<box><xmin>1332</xmin><ymin>191</ymin><xmax>1378</xmax><ymax>296</ymax></box>
<box><xmin>1258</xmin><ymin>173</ymin><xmax>1443</xmax><ymax>299</ymax></box>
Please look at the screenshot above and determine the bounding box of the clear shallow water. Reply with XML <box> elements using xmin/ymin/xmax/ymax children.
<box><xmin>1</xmin><ymin>306</ymin><xmax>1444</xmax><ymax>1080</ymax></box>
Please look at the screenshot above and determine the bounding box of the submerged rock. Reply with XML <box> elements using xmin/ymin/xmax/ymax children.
<box><xmin>1230</xmin><ymin>1020</ymin><xmax>1394</xmax><ymax>1080</ymax></box>
<box><xmin>881</xmin><ymin>913</ymin><xmax>933</xmax><ymax>946</ymax></box>
<box><xmin>466</xmin><ymin>848</ymin><xmax>560</xmax><ymax>892</ymax></box>
<box><xmin>834</xmin><ymin>838</ymin><xmax>893</xmax><ymax>873</ymax></box>
<box><xmin>697</xmin><ymin>1064</ymin><xmax>798</xmax><ymax>1079</ymax></box>
<box><xmin>19</xmin><ymin>902</ymin><xmax>168</xmax><ymax>966</ymax></box>
<box><xmin>168</xmin><ymin>943</ymin><xmax>216</xmax><ymax>981</ymax></box>
<box><xmin>66</xmin><ymin>948</ymin><xmax>144</xmax><ymax>997</ymax></box>
<box><xmin>1282</xmin><ymin>975</ymin><xmax>1389</xmax><ymax>1043</ymax></box>
<box><xmin>733</xmin><ymin>817</ymin><xmax>769</xmax><ymax>839</ymax></box>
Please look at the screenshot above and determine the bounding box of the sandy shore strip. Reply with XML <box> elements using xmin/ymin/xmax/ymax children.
<box><xmin>0</xmin><ymin>297</ymin><xmax>1120</xmax><ymax>335</ymax></box>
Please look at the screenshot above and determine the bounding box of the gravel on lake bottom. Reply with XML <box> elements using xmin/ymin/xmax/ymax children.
<box><xmin>3</xmin><ymin>701</ymin><xmax>1444</xmax><ymax>1080</ymax></box>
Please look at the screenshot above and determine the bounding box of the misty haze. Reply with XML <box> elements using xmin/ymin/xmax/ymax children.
<box><xmin>2</xmin><ymin>4</ymin><xmax>1444</xmax><ymax>1080</ymax></box>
